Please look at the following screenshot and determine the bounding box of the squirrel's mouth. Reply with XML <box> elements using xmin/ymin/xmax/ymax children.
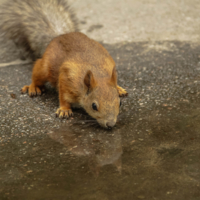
<box><xmin>97</xmin><ymin>119</ymin><xmax>116</xmax><ymax>129</ymax></box>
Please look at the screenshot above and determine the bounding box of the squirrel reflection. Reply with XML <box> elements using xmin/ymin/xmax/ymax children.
<box><xmin>48</xmin><ymin>124</ymin><xmax>122</xmax><ymax>176</ymax></box>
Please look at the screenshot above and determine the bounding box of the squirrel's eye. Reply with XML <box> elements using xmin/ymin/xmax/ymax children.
<box><xmin>92</xmin><ymin>103</ymin><xmax>98</xmax><ymax>111</ymax></box>
<box><xmin>120</xmin><ymin>100</ymin><xmax>122</xmax><ymax>107</ymax></box>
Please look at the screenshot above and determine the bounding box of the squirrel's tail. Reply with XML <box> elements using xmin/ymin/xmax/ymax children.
<box><xmin>0</xmin><ymin>0</ymin><xmax>78</xmax><ymax>60</ymax></box>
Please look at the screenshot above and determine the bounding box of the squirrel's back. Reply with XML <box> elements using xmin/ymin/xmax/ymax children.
<box><xmin>0</xmin><ymin>0</ymin><xmax>78</xmax><ymax>59</ymax></box>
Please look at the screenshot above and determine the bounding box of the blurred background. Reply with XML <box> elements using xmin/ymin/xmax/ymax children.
<box><xmin>70</xmin><ymin>0</ymin><xmax>200</xmax><ymax>43</ymax></box>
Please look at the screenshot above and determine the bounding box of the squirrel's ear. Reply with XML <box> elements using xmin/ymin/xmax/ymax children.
<box><xmin>84</xmin><ymin>70</ymin><xmax>96</xmax><ymax>93</ymax></box>
<box><xmin>110</xmin><ymin>66</ymin><xmax>117</xmax><ymax>87</ymax></box>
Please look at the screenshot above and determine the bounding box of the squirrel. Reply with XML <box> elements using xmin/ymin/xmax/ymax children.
<box><xmin>0</xmin><ymin>0</ymin><xmax>128</xmax><ymax>129</ymax></box>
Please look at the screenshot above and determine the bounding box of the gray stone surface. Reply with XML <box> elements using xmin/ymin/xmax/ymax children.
<box><xmin>70</xmin><ymin>0</ymin><xmax>200</xmax><ymax>43</ymax></box>
<box><xmin>1</xmin><ymin>0</ymin><xmax>200</xmax><ymax>200</ymax></box>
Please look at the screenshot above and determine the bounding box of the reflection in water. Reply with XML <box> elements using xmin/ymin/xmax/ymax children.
<box><xmin>48</xmin><ymin>124</ymin><xmax>122</xmax><ymax>176</ymax></box>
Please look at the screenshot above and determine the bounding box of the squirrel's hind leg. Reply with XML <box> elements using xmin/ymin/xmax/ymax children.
<box><xmin>117</xmin><ymin>85</ymin><xmax>128</xmax><ymax>97</ymax></box>
<box><xmin>21</xmin><ymin>59</ymin><xmax>47</xmax><ymax>97</ymax></box>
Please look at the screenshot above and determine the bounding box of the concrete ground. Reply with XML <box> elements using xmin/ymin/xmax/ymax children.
<box><xmin>1</xmin><ymin>0</ymin><xmax>200</xmax><ymax>200</ymax></box>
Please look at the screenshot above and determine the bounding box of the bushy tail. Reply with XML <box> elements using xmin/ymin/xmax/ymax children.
<box><xmin>0</xmin><ymin>0</ymin><xmax>78</xmax><ymax>59</ymax></box>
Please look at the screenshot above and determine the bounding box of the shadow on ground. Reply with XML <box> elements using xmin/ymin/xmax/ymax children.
<box><xmin>0</xmin><ymin>41</ymin><xmax>200</xmax><ymax>200</ymax></box>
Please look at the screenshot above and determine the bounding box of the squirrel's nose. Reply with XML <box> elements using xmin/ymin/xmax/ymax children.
<box><xmin>106</xmin><ymin>121</ymin><xmax>115</xmax><ymax>129</ymax></box>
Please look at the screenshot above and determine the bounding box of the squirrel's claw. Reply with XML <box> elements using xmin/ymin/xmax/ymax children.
<box><xmin>56</xmin><ymin>107</ymin><xmax>73</xmax><ymax>119</ymax></box>
<box><xmin>21</xmin><ymin>85</ymin><xmax>29</xmax><ymax>94</ymax></box>
<box><xmin>119</xmin><ymin>92</ymin><xmax>128</xmax><ymax>97</ymax></box>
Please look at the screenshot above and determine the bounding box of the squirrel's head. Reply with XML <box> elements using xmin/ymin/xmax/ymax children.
<box><xmin>82</xmin><ymin>67</ymin><xmax>121</xmax><ymax>129</ymax></box>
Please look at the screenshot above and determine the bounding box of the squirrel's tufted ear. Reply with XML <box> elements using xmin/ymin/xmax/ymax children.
<box><xmin>84</xmin><ymin>70</ymin><xmax>96</xmax><ymax>94</ymax></box>
<box><xmin>110</xmin><ymin>66</ymin><xmax>117</xmax><ymax>87</ymax></box>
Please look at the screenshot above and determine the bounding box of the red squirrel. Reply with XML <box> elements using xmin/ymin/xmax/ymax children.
<box><xmin>0</xmin><ymin>0</ymin><xmax>128</xmax><ymax>128</ymax></box>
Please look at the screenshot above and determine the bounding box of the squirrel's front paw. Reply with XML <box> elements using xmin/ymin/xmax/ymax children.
<box><xmin>117</xmin><ymin>86</ymin><xmax>128</xmax><ymax>97</ymax></box>
<box><xmin>56</xmin><ymin>107</ymin><xmax>73</xmax><ymax>119</ymax></box>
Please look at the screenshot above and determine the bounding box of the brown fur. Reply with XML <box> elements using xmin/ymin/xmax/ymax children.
<box><xmin>21</xmin><ymin>32</ymin><xmax>128</xmax><ymax>128</ymax></box>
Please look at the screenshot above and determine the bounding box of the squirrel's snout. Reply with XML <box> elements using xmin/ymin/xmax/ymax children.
<box><xmin>106</xmin><ymin>121</ymin><xmax>116</xmax><ymax>129</ymax></box>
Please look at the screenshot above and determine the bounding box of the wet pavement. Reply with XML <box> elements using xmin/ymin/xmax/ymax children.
<box><xmin>1</xmin><ymin>41</ymin><xmax>200</xmax><ymax>199</ymax></box>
